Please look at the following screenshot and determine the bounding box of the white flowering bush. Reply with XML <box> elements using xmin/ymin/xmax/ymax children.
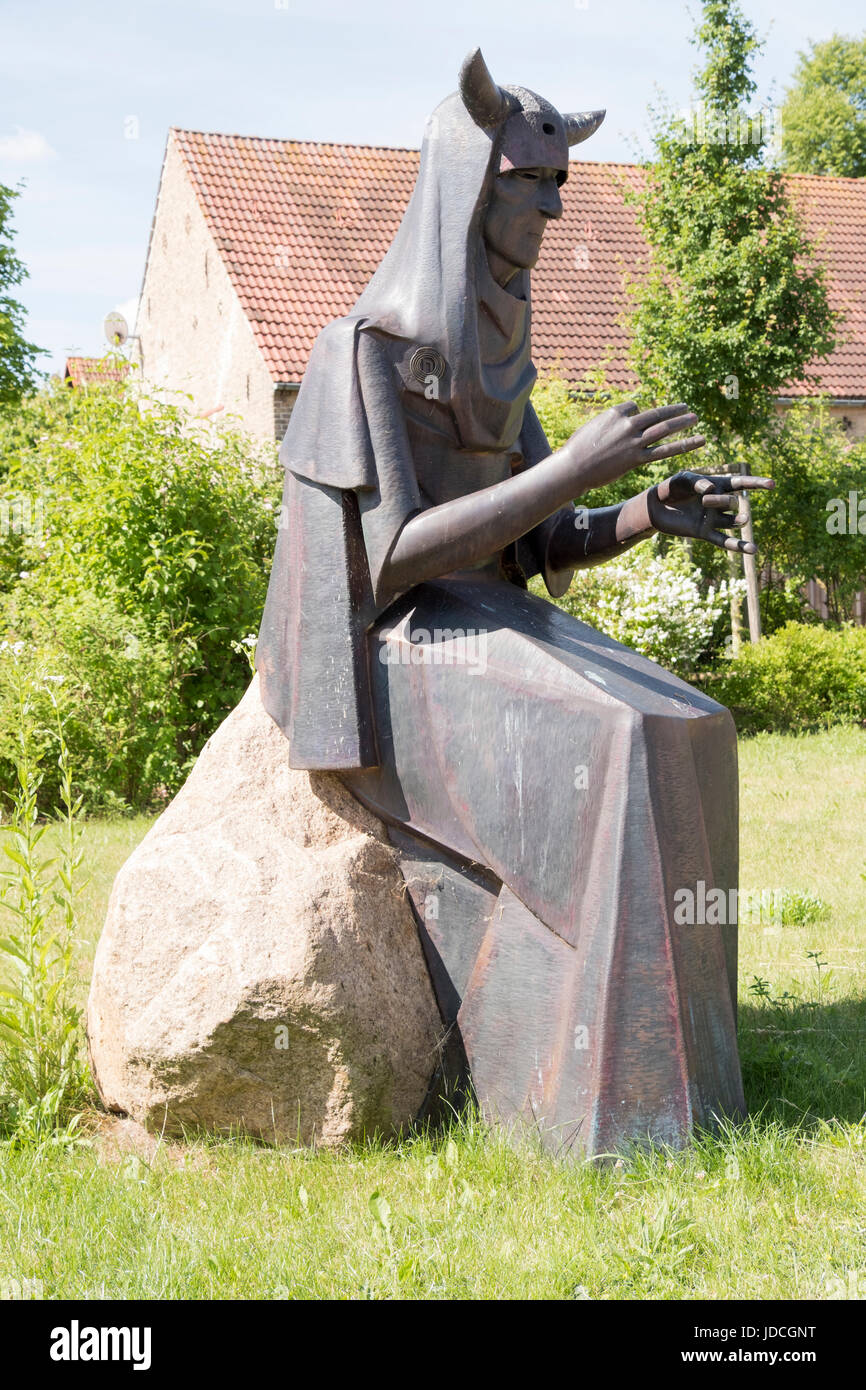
<box><xmin>549</xmin><ymin>539</ymin><xmax>743</xmax><ymax>675</ymax></box>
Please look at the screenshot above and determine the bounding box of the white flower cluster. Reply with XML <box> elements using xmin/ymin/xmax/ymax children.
<box><xmin>565</xmin><ymin>543</ymin><xmax>745</xmax><ymax>673</ymax></box>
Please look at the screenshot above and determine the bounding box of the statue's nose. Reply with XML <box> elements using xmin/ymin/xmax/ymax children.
<box><xmin>539</xmin><ymin>181</ymin><xmax>563</xmax><ymax>220</ymax></box>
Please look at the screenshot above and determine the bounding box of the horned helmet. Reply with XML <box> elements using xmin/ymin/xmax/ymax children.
<box><xmin>459</xmin><ymin>47</ymin><xmax>605</xmax><ymax>182</ymax></box>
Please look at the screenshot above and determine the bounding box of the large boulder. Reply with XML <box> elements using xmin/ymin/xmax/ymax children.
<box><xmin>86</xmin><ymin>677</ymin><xmax>443</xmax><ymax>1147</ymax></box>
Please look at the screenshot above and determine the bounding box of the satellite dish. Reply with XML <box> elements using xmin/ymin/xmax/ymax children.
<box><xmin>104</xmin><ymin>311</ymin><xmax>129</xmax><ymax>347</ymax></box>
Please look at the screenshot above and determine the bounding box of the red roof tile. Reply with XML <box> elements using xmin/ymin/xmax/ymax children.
<box><xmin>172</xmin><ymin>129</ymin><xmax>866</xmax><ymax>400</ymax></box>
<box><xmin>64</xmin><ymin>357</ymin><xmax>131</xmax><ymax>387</ymax></box>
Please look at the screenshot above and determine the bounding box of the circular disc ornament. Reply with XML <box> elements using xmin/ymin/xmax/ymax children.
<box><xmin>409</xmin><ymin>346</ymin><xmax>447</xmax><ymax>383</ymax></box>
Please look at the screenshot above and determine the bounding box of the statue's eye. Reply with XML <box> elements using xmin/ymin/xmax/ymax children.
<box><xmin>516</xmin><ymin>170</ymin><xmax>540</xmax><ymax>181</ymax></box>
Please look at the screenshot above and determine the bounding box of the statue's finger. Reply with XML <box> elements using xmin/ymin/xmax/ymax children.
<box><xmin>702</xmin><ymin>493</ymin><xmax>739</xmax><ymax>508</ymax></box>
<box><xmin>693</xmin><ymin>477</ymin><xmax>715</xmax><ymax>495</ymax></box>
<box><xmin>633</xmin><ymin>403</ymin><xmax>692</xmax><ymax>431</ymax></box>
<box><xmin>657</xmin><ymin>471</ymin><xmax>701</xmax><ymax>502</ymax></box>
<box><xmin>707</xmin><ymin>528</ymin><xmax>756</xmax><ymax>554</ymax></box>
<box><xmin>729</xmin><ymin>475</ymin><xmax>775</xmax><ymax>490</ymax></box>
<box><xmin>640</xmin><ymin>413</ymin><xmax>698</xmax><ymax>446</ymax></box>
<box><xmin>645</xmin><ymin>435</ymin><xmax>706</xmax><ymax>462</ymax></box>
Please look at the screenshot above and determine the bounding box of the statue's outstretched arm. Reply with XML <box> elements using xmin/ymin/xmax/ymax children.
<box><xmin>381</xmin><ymin>402</ymin><xmax>705</xmax><ymax>599</ymax></box>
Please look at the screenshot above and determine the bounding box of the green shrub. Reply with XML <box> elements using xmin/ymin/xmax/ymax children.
<box><xmin>709</xmin><ymin>622</ymin><xmax>866</xmax><ymax>733</ymax></box>
<box><xmin>0</xmin><ymin>377</ymin><xmax>281</xmax><ymax>810</ymax></box>
<box><xmin>0</xmin><ymin>589</ymin><xmax>180</xmax><ymax>812</ymax></box>
<box><xmin>757</xmin><ymin>579</ymin><xmax>819</xmax><ymax>636</ymax></box>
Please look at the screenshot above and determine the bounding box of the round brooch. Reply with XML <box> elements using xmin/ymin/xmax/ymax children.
<box><xmin>409</xmin><ymin>346</ymin><xmax>447</xmax><ymax>383</ymax></box>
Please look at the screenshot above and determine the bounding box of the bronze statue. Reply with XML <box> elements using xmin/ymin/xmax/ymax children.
<box><xmin>258</xmin><ymin>49</ymin><xmax>771</xmax><ymax>1156</ymax></box>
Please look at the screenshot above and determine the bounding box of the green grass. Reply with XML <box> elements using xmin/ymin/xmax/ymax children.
<box><xmin>0</xmin><ymin>731</ymin><xmax>864</xmax><ymax>1301</ymax></box>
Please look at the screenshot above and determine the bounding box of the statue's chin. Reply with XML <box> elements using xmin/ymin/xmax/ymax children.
<box><xmin>485</xmin><ymin>244</ymin><xmax>537</xmax><ymax>284</ymax></box>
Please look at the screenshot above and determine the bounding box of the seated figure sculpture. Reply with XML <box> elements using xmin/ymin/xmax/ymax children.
<box><xmin>257</xmin><ymin>49</ymin><xmax>770</xmax><ymax>1156</ymax></box>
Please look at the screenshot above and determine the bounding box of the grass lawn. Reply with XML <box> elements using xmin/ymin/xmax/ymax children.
<box><xmin>1</xmin><ymin>729</ymin><xmax>864</xmax><ymax>1300</ymax></box>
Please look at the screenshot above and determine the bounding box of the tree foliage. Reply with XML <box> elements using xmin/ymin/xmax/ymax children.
<box><xmin>0</xmin><ymin>184</ymin><xmax>43</xmax><ymax>408</ymax></box>
<box><xmin>780</xmin><ymin>34</ymin><xmax>866</xmax><ymax>178</ymax></box>
<box><xmin>741</xmin><ymin>402</ymin><xmax>866</xmax><ymax>624</ymax></box>
<box><xmin>625</xmin><ymin>0</ymin><xmax>838</xmax><ymax>451</ymax></box>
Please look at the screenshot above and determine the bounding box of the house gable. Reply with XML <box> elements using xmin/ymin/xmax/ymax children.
<box><xmin>137</xmin><ymin>131</ymin><xmax>277</xmax><ymax>437</ymax></box>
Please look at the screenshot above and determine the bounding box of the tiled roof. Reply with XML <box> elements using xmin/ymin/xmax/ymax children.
<box><xmin>172</xmin><ymin>129</ymin><xmax>866</xmax><ymax>400</ymax></box>
<box><xmin>64</xmin><ymin>357</ymin><xmax>131</xmax><ymax>387</ymax></box>
<box><xmin>780</xmin><ymin>174</ymin><xmax>866</xmax><ymax>398</ymax></box>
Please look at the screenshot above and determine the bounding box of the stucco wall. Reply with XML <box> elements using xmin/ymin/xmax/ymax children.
<box><xmin>137</xmin><ymin>134</ymin><xmax>276</xmax><ymax>438</ymax></box>
<box><xmin>778</xmin><ymin>401</ymin><xmax>866</xmax><ymax>441</ymax></box>
<box><xmin>827</xmin><ymin>404</ymin><xmax>866</xmax><ymax>441</ymax></box>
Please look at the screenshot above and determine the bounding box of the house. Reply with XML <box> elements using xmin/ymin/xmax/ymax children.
<box><xmin>136</xmin><ymin>127</ymin><xmax>866</xmax><ymax>442</ymax></box>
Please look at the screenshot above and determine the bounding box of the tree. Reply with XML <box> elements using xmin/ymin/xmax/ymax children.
<box><xmin>0</xmin><ymin>184</ymin><xmax>43</xmax><ymax>407</ymax></box>
<box><xmin>624</xmin><ymin>0</ymin><xmax>839</xmax><ymax>649</ymax></box>
<box><xmin>781</xmin><ymin>34</ymin><xmax>866</xmax><ymax>178</ymax></box>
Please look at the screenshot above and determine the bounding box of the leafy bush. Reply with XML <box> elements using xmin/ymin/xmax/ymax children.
<box><xmin>0</xmin><ymin>592</ymin><xmax>179</xmax><ymax>812</ymax></box>
<box><xmin>708</xmin><ymin>622</ymin><xmax>866</xmax><ymax>733</ymax></box>
<box><xmin>775</xmin><ymin>890</ymin><xmax>830</xmax><ymax>927</ymax></box>
<box><xmin>0</xmin><ymin>652</ymin><xmax>90</xmax><ymax>1141</ymax></box>
<box><xmin>543</xmin><ymin>537</ymin><xmax>741</xmax><ymax>675</ymax></box>
<box><xmin>757</xmin><ymin>579</ymin><xmax>819</xmax><ymax>636</ymax></box>
<box><xmin>0</xmin><ymin>378</ymin><xmax>281</xmax><ymax>810</ymax></box>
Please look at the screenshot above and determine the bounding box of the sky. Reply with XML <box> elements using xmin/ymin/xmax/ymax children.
<box><xmin>1</xmin><ymin>0</ymin><xmax>863</xmax><ymax>376</ymax></box>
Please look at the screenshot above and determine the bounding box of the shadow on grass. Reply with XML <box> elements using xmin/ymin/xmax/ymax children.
<box><xmin>739</xmin><ymin>994</ymin><xmax>866</xmax><ymax>1129</ymax></box>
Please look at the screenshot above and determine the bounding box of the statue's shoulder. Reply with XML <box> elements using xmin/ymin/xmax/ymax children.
<box><xmin>310</xmin><ymin>315</ymin><xmax>450</xmax><ymax>413</ymax></box>
<box><xmin>307</xmin><ymin>315</ymin><xmax>408</xmax><ymax>374</ymax></box>
<box><xmin>306</xmin><ymin>313</ymin><xmax>366</xmax><ymax>363</ymax></box>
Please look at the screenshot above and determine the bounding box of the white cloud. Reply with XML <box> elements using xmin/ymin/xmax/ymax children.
<box><xmin>0</xmin><ymin>127</ymin><xmax>58</xmax><ymax>163</ymax></box>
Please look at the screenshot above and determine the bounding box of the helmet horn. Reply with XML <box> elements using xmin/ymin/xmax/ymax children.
<box><xmin>459</xmin><ymin>48</ymin><xmax>515</xmax><ymax>129</ymax></box>
<box><xmin>564</xmin><ymin>109</ymin><xmax>606</xmax><ymax>145</ymax></box>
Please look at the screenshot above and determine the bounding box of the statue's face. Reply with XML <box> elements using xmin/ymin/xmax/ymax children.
<box><xmin>483</xmin><ymin>167</ymin><xmax>564</xmax><ymax>272</ymax></box>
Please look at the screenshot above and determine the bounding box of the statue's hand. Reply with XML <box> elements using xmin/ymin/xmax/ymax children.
<box><xmin>647</xmin><ymin>471</ymin><xmax>775</xmax><ymax>554</ymax></box>
<box><xmin>563</xmin><ymin>401</ymin><xmax>706</xmax><ymax>491</ymax></box>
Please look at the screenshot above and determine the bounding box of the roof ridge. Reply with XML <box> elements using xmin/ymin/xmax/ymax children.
<box><xmin>170</xmin><ymin>127</ymin><xmax>421</xmax><ymax>155</ymax></box>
